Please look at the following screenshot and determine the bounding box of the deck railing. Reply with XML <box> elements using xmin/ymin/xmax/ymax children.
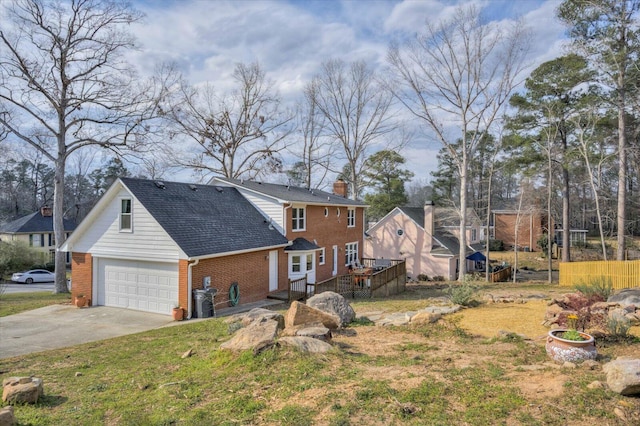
<box><xmin>288</xmin><ymin>276</ymin><xmax>308</xmax><ymax>302</ymax></box>
<box><xmin>489</xmin><ymin>266</ymin><xmax>512</xmax><ymax>282</ymax></box>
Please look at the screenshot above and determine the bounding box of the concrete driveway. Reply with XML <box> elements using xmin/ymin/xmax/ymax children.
<box><xmin>0</xmin><ymin>305</ymin><xmax>174</xmax><ymax>359</ymax></box>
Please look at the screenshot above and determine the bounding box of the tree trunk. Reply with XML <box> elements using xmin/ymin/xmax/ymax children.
<box><xmin>459</xmin><ymin>153</ymin><xmax>468</xmax><ymax>281</ymax></box>
<box><xmin>616</xmin><ymin>78</ymin><xmax>626</xmax><ymax>260</ymax></box>
<box><xmin>562</xmin><ymin>163</ymin><xmax>570</xmax><ymax>262</ymax></box>
<box><xmin>53</xmin><ymin>155</ymin><xmax>68</xmax><ymax>293</ymax></box>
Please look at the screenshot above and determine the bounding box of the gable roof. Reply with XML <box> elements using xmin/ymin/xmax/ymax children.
<box><xmin>211</xmin><ymin>177</ymin><xmax>367</xmax><ymax>207</ymax></box>
<box><xmin>118</xmin><ymin>178</ymin><xmax>290</xmax><ymax>258</ymax></box>
<box><xmin>0</xmin><ymin>211</ymin><xmax>76</xmax><ymax>234</ymax></box>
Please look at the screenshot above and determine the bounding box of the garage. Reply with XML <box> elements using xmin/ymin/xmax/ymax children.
<box><xmin>96</xmin><ymin>258</ymin><xmax>179</xmax><ymax>315</ymax></box>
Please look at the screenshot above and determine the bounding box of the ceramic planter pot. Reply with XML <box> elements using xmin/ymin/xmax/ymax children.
<box><xmin>545</xmin><ymin>329</ymin><xmax>597</xmax><ymax>363</ymax></box>
<box><xmin>75</xmin><ymin>296</ymin><xmax>87</xmax><ymax>308</ymax></box>
<box><xmin>172</xmin><ymin>307</ymin><xmax>184</xmax><ymax>321</ymax></box>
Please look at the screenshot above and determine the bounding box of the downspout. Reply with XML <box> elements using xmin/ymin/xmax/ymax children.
<box><xmin>187</xmin><ymin>259</ymin><xmax>199</xmax><ymax>320</ymax></box>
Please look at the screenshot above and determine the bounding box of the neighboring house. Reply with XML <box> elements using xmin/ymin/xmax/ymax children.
<box><xmin>0</xmin><ymin>206</ymin><xmax>75</xmax><ymax>264</ymax></box>
<box><xmin>364</xmin><ymin>203</ymin><xmax>484</xmax><ymax>281</ymax></box>
<box><xmin>61</xmin><ymin>177</ymin><xmax>366</xmax><ymax>317</ymax></box>
<box><xmin>491</xmin><ymin>207</ymin><xmax>548</xmax><ymax>252</ymax></box>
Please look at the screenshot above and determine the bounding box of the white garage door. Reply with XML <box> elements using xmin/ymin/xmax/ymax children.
<box><xmin>97</xmin><ymin>258</ymin><xmax>179</xmax><ymax>315</ymax></box>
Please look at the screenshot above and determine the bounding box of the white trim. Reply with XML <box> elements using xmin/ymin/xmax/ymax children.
<box><xmin>347</xmin><ymin>207</ymin><xmax>356</xmax><ymax>227</ymax></box>
<box><xmin>187</xmin><ymin>243</ymin><xmax>290</xmax><ymax>261</ymax></box>
<box><xmin>319</xmin><ymin>247</ymin><xmax>326</xmax><ymax>265</ymax></box>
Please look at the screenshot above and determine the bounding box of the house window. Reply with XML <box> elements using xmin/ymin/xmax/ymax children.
<box><xmin>306</xmin><ymin>254</ymin><xmax>313</xmax><ymax>271</ymax></box>
<box><xmin>397</xmin><ymin>229</ymin><xmax>404</xmax><ymax>236</ymax></box>
<box><xmin>471</xmin><ymin>229</ymin><xmax>477</xmax><ymax>242</ymax></box>
<box><xmin>345</xmin><ymin>242</ymin><xmax>358</xmax><ymax>266</ymax></box>
<box><xmin>347</xmin><ymin>208</ymin><xmax>355</xmax><ymax>227</ymax></box>
<box><xmin>319</xmin><ymin>248</ymin><xmax>325</xmax><ymax>265</ymax></box>
<box><xmin>324</xmin><ymin>207</ymin><xmax>328</xmax><ymax>217</ymax></box>
<box><xmin>292</xmin><ymin>255</ymin><xmax>301</xmax><ymax>272</ymax></box>
<box><xmin>29</xmin><ymin>234</ymin><xmax>44</xmax><ymax>247</ymax></box>
<box><xmin>120</xmin><ymin>199</ymin><xmax>132</xmax><ymax>231</ymax></box>
<box><xmin>292</xmin><ymin>207</ymin><xmax>305</xmax><ymax>231</ymax></box>
<box><xmin>49</xmin><ymin>233</ymin><xmax>55</xmax><ymax>247</ymax></box>
<box><xmin>337</xmin><ymin>208</ymin><xmax>341</xmax><ymax>217</ymax></box>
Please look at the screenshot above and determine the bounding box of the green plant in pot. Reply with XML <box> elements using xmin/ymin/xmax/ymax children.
<box><xmin>546</xmin><ymin>313</ymin><xmax>596</xmax><ymax>363</ymax></box>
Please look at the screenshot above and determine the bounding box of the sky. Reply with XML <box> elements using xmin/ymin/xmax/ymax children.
<box><xmin>125</xmin><ymin>0</ymin><xmax>569</xmax><ymax>187</ymax></box>
<box><xmin>4</xmin><ymin>0</ymin><xmax>570</xmax><ymax>188</ymax></box>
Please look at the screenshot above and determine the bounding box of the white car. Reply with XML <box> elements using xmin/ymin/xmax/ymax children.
<box><xmin>11</xmin><ymin>269</ymin><xmax>56</xmax><ymax>284</ymax></box>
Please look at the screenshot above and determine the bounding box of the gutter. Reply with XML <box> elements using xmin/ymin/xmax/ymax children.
<box><xmin>187</xmin><ymin>259</ymin><xmax>199</xmax><ymax>320</ymax></box>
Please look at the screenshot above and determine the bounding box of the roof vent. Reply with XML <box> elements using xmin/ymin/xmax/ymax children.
<box><xmin>154</xmin><ymin>181</ymin><xmax>165</xmax><ymax>189</ymax></box>
<box><xmin>214</xmin><ymin>186</ymin><xmax>223</xmax><ymax>193</ymax></box>
<box><xmin>189</xmin><ymin>184</ymin><xmax>198</xmax><ymax>191</ymax></box>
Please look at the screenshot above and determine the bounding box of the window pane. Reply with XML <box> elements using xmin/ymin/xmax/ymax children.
<box><xmin>121</xmin><ymin>214</ymin><xmax>131</xmax><ymax>230</ymax></box>
<box><xmin>121</xmin><ymin>199</ymin><xmax>131</xmax><ymax>213</ymax></box>
<box><xmin>306</xmin><ymin>254</ymin><xmax>313</xmax><ymax>270</ymax></box>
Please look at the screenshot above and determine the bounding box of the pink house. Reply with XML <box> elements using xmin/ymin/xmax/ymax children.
<box><xmin>364</xmin><ymin>203</ymin><xmax>483</xmax><ymax>280</ymax></box>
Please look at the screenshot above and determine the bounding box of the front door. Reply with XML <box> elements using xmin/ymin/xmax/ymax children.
<box><xmin>269</xmin><ymin>250</ymin><xmax>278</xmax><ymax>291</ymax></box>
<box><xmin>289</xmin><ymin>252</ymin><xmax>316</xmax><ymax>284</ymax></box>
<box><xmin>332</xmin><ymin>245</ymin><xmax>338</xmax><ymax>276</ymax></box>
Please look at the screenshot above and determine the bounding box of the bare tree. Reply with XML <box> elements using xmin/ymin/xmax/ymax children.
<box><xmin>387</xmin><ymin>5</ymin><xmax>529</xmax><ymax>279</ymax></box>
<box><xmin>285</xmin><ymin>79</ymin><xmax>335</xmax><ymax>189</ymax></box>
<box><xmin>310</xmin><ymin>59</ymin><xmax>398</xmax><ymax>200</ymax></box>
<box><xmin>0</xmin><ymin>0</ymin><xmax>162</xmax><ymax>292</ymax></box>
<box><xmin>166</xmin><ymin>62</ymin><xmax>293</xmax><ymax>181</ymax></box>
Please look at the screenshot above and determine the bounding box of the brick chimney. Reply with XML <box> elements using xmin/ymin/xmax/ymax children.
<box><xmin>333</xmin><ymin>179</ymin><xmax>348</xmax><ymax>198</ymax></box>
<box><xmin>423</xmin><ymin>201</ymin><xmax>434</xmax><ymax>239</ymax></box>
<box><xmin>40</xmin><ymin>206</ymin><xmax>53</xmax><ymax>217</ymax></box>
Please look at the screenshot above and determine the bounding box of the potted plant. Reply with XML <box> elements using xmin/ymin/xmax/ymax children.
<box><xmin>546</xmin><ymin>314</ymin><xmax>597</xmax><ymax>363</ymax></box>
<box><xmin>75</xmin><ymin>294</ymin><xmax>87</xmax><ymax>308</ymax></box>
<box><xmin>172</xmin><ymin>304</ymin><xmax>184</xmax><ymax>321</ymax></box>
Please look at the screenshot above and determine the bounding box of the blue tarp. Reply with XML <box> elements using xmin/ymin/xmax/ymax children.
<box><xmin>466</xmin><ymin>251</ymin><xmax>486</xmax><ymax>262</ymax></box>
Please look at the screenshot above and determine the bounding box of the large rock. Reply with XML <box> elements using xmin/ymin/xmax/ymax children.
<box><xmin>219</xmin><ymin>318</ymin><xmax>280</xmax><ymax>352</ymax></box>
<box><xmin>411</xmin><ymin>311</ymin><xmax>441</xmax><ymax>325</ymax></box>
<box><xmin>279</xmin><ymin>336</ymin><xmax>333</xmax><ymax>353</ymax></box>
<box><xmin>285</xmin><ymin>301</ymin><xmax>341</xmax><ymax>330</ymax></box>
<box><xmin>0</xmin><ymin>406</ymin><xmax>15</xmax><ymax>426</ymax></box>
<box><xmin>306</xmin><ymin>292</ymin><xmax>355</xmax><ymax>326</ymax></box>
<box><xmin>608</xmin><ymin>288</ymin><xmax>640</xmax><ymax>308</ymax></box>
<box><xmin>240</xmin><ymin>308</ymin><xmax>285</xmax><ymax>329</ymax></box>
<box><xmin>295</xmin><ymin>326</ymin><xmax>332</xmax><ymax>342</ymax></box>
<box><xmin>2</xmin><ymin>377</ymin><xmax>43</xmax><ymax>404</ymax></box>
<box><xmin>603</xmin><ymin>357</ymin><xmax>640</xmax><ymax>395</ymax></box>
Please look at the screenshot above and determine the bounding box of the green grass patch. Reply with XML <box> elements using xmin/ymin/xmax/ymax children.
<box><xmin>0</xmin><ymin>291</ymin><xmax>71</xmax><ymax>317</ymax></box>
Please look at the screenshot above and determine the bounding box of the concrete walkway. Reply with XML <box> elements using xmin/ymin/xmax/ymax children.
<box><xmin>0</xmin><ymin>299</ymin><xmax>286</xmax><ymax>360</ymax></box>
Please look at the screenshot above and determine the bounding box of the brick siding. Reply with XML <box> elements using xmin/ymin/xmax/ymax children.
<box><xmin>71</xmin><ymin>252</ymin><xmax>92</xmax><ymax>305</ymax></box>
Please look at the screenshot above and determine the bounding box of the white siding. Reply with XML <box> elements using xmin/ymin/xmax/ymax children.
<box><xmin>71</xmin><ymin>188</ymin><xmax>183</xmax><ymax>261</ymax></box>
<box><xmin>236</xmin><ymin>189</ymin><xmax>285</xmax><ymax>234</ymax></box>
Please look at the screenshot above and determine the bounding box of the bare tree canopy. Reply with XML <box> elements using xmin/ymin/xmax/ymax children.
<box><xmin>165</xmin><ymin>62</ymin><xmax>294</xmax><ymax>181</ymax></box>
<box><xmin>0</xmin><ymin>0</ymin><xmax>161</xmax><ymax>292</ymax></box>
<box><xmin>311</xmin><ymin>59</ymin><xmax>399</xmax><ymax>200</ymax></box>
<box><xmin>388</xmin><ymin>5</ymin><xmax>530</xmax><ymax>279</ymax></box>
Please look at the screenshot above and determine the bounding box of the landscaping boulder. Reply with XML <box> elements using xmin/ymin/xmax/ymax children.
<box><xmin>220</xmin><ymin>318</ymin><xmax>280</xmax><ymax>352</ymax></box>
<box><xmin>240</xmin><ymin>308</ymin><xmax>285</xmax><ymax>329</ymax></box>
<box><xmin>285</xmin><ymin>301</ymin><xmax>341</xmax><ymax>330</ymax></box>
<box><xmin>295</xmin><ymin>326</ymin><xmax>332</xmax><ymax>342</ymax></box>
<box><xmin>2</xmin><ymin>377</ymin><xmax>43</xmax><ymax>404</ymax></box>
<box><xmin>410</xmin><ymin>311</ymin><xmax>441</xmax><ymax>325</ymax></box>
<box><xmin>603</xmin><ymin>357</ymin><xmax>640</xmax><ymax>396</ymax></box>
<box><xmin>0</xmin><ymin>406</ymin><xmax>15</xmax><ymax>426</ymax></box>
<box><xmin>306</xmin><ymin>292</ymin><xmax>355</xmax><ymax>326</ymax></box>
<box><xmin>608</xmin><ymin>288</ymin><xmax>640</xmax><ymax>308</ymax></box>
<box><xmin>279</xmin><ymin>336</ymin><xmax>333</xmax><ymax>353</ymax></box>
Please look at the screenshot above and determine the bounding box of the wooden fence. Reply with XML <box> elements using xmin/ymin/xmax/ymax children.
<box><xmin>489</xmin><ymin>266</ymin><xmax>512</xmax><ymax>283</ymax></box>
<box><xmin>559</xmin><ymin>260</ymin><xmax>640</xmax><ymax>289</ymax></box>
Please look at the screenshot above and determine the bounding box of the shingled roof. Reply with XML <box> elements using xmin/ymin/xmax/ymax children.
<box><xmin>211</xmin><ymin>177</ymin><xmax>367</xmax><ymax>207</ymax></box>
<box><xmin>0</xmin><ymin>211</ymin><xmax>76</xmax><ymax>234</ymax></box>
<box><xmin>120</xmin><ymin>178</ymin><xmax>289</xmax><ymax>258</ymax></box>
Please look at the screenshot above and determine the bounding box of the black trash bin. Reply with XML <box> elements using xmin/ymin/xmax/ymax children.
<box><xmin>194</xmin><ymin>288</ymin><xmax>216</xmax><ymax>318</ymax></box>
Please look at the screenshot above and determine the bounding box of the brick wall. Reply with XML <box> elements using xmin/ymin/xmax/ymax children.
<box><xmin>178</xmin><ymin>259</ymin><xmax>189</xmax><ymax>310</ymax></box>
<box><xmin>285</xmin><ymin>204</ymin><xmax>365</xmax><ymax>281</ymax></box>
<box><xmin>494</xmin><ymin>212</ymin><xmax>544</xmax><ymax>251</ymax></box>
<box><xmin>71</xmin><ymin>252</ymin><xmax>92</xmax><ymax>304</ymax></box>
<box><xmin>191</xmin><ymin>250</ymin><xmax>272</xmax><ymax>311</ymax></box>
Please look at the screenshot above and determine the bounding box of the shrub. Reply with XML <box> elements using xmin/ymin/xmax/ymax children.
<box><xmin>416</xmin><ymin>274</ymin><xmax>429</xmax><ymax>282</ymax></box>
<box><xmin>607</xmin><ymin>316</ymin><xmax>631</xmax><ymax>337</ymax></box>
<box><xmin>0</xmin><ymin>241</ymin><xmax>43</xmax><ymax>278</ymax></box>
<box><xmin>574</xmin><ymin>276</ymin><xmax>613</xmax><ymax>300</ymax></box>
<box><xmin>488</xmin><ymin>239</ymin><xmax>504</xmax><ymax>251</ymax></box>
<box><xmin>432</xmin><ymin>276</ymin><xmax>445</xmax><ymax>282</ymax></box>
<box><xmin>446</xmin><ymin>282</ymin><xmax>477</xmax><ymax>306</ymax></box>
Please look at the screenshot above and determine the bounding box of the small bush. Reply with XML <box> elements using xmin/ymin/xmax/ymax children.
<box><xmin>432</xmin><ymin>276</ymin><xmax>445</xmax><ymax>282</ymax></box>
<box><xmin>607</xmin><ymin>316</ymin><xmax>630</xmax><ymax>337</ymax></box>
<box><xmin>416</xmin><ymin>274</ymin><xmax>429</xmax><ymax>282</ymax></box>
<box><xmin>446</xmin><ymin>282</ymin><xmax>477</xmax><ymax>306</ymax></box>
<box><xmin>489</xmin><ymin>239</ymin><xmax>504</xmax><ymax>251</ymax></box>
<box><xmin>574</xmin><ymin>276</ymin><xmax>613</xmax><ymax>300</ymax></box>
